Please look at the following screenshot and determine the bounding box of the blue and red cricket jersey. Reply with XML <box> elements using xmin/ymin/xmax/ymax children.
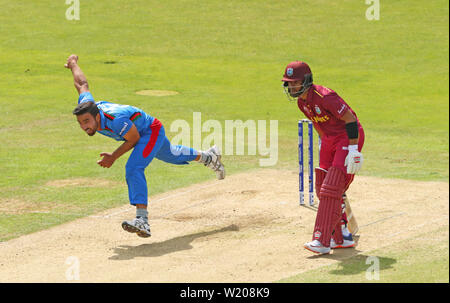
<box><xmin>78</xmin><ymin>92</ymin><xmax>198</xmax><ymax>205</ymax></box>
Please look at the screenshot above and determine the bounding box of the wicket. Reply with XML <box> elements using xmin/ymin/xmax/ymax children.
<box><xmin>298</xmin><ymin>119</ymin><xmax>314</xmax><ymax>206</ymax></box>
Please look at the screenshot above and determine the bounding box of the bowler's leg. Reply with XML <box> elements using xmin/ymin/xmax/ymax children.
<box><xmin>155</xmin><ymin>136</ymin><xmax>225</xmax><ymax>179</ymax></box>
<box><xmin>122</xmin><ymin>130</ymin><xmax>165</xmax><ymax>238</ymax></box>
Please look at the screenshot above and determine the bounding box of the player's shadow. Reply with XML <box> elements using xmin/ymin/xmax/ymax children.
<box><xmin>326</xmin><ymin>254</ymin><xmax>397</xmax><ymax>277</ymax></box>
<box><xmin>306</xmin><ymin>236</ymin><xmax>397</xmax><ymax>276</ymax></box>
<box><xmin>109</xmin><ymin>224</ymin><xmax>239</xmax><ymax>260</ymax></box>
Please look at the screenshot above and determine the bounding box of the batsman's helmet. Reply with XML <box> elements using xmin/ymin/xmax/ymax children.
<box><xmin>282</xmin><ymin>61</ymin><xmax>313</xmax><ymax>100</ymax></box>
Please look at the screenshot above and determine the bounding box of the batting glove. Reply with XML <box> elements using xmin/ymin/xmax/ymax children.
<box><xmin>345</xmin><ymin>145</ymin><xmax>363</xmax><ymax>174</ymax></box>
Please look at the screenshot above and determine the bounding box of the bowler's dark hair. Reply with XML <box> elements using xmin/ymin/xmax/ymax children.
<box><xmin>73</xmin><ymin>101</ymin><xmax>99</xmax><ymax>117</ymax></box>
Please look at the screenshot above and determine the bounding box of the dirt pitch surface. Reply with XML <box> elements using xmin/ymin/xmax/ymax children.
<box><xmin>0</xmin><ymin>169</ymin><xmax>448</xmax><ymax>282</ymax></box>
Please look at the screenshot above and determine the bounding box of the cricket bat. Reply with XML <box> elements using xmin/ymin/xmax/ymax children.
<box><xmin>343</xmin><ymin>193</ymin><xmax>359</xmax><ymax>235</ymax></box>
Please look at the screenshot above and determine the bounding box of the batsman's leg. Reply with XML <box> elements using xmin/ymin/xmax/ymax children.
<box><xmin>304</xmin><ymin>166</ymin><xmax>347</xmax><ymax>254</ymax></box>
<box><xmin>330</xmin><ymin>198</ymin><xmax>355</xmax><ymax>249</ymax></box>
<box><xmin>315</xmin><ymin>167</ymin><xmax>328</xmax><ymax>199</ymax></box>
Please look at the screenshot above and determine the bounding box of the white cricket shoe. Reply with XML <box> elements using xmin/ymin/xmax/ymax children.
<box><xmin>122</xmin><ymin>217</ymin><xmax>151</xmax><ymax>238</ymax></box>
<box><xmin>304</xmin><ymin>240</ymin><xmax>331</xmax><ymax>255</ymax></box>
<box><xmin>203</xmin><ymin>145</ymin><xmax>225</xmax><ymax>180</ymax></box>
<box><xmin>330</xmin><ymin>234</ymin><xmax>355</xmax><ymax>249</ymax></box>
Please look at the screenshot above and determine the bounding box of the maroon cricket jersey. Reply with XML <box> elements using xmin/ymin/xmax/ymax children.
<box><xmin>297</xmin><ymin>84</ymin><xmax>362</xmax><ymax>137</ymax></box>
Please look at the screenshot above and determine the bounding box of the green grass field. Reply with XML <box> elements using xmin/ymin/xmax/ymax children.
<box><xmin>278</xmin><ymin>226</ymin><xmax>449</xmax><ymax>283</ymax></box>
<box><xmin>0</xmin><ymin>0</ymin><xmax>448</xmax><ymax>282</ymax></box>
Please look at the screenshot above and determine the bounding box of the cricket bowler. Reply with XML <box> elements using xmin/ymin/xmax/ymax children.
<box><xmin>66</xmin><ymin>54</ymin><xmax>225</xmax><ymax>238</ymax></box>
<box><xmin>282</xmin><ymin>61</ymin><xmax>365</xmax><ymax>254</ymax></box>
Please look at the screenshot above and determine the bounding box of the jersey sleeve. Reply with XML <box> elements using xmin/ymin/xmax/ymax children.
<box><xmin>111</xmin><ymin>117</ymin><xmax>133</xmax><ymax>138</ymax></box>
<box><xmin>322</xmin><ymin>92</ymin><xmax>349</xmax><ymax>119</ymax></box>
<box><xmin>78</xmin><ymin>92</ymin><xmax>95</xmax><ymax>104</ymax></box>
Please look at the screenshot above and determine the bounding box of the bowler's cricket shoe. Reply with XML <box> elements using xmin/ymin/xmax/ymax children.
<box><xmin>121</xmin><ymin>217</ymin><xmax>151</xmax><ymax>238</ymax></box>
<box><xmin>204</xmin><ymin>145</ymin><xmax>225</xmax><ymax>180</ymax></box>
<box><xmin>330</xmin><ymin>233</ymin><xmax>355</xmax><ymax>249</ymax></box>
<box><xmin>304</xmin><ymin>240</ymin><xmax>331</xmax><ymax>255</ymax></box>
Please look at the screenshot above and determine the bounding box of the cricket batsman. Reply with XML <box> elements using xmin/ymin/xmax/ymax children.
<box><xmin>65</xmin><ymin>54</ymin><xmax>225</xmax><ymax>238</ymax></box>
<box><xmin>282</xmin><ymin>61</ymin><xmax>365</xmax><ymax>254</ymax></box>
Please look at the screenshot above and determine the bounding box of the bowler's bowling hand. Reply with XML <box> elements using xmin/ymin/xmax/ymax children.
<box><xmin>65</xmin><ymin>54</ymin><xmax>79</xmax><ymax>69</ymax></box>
<box><xmin>97</xmin><ymin>152</ymin><xmax>116</xmax><ymax>168</ymax></box>
<box><xmin>344</xmin><ymin>145</ymin><xmax>363</xmax><ymax>174</ymax></box>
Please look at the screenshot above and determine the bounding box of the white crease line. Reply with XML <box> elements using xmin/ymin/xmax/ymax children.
<box><xmin>101</xmin><ymin>208</ymin><xmax>132</xmax><ymax>219</ymax></box>
<box><xmin>101</xmin><ymin>182</ymin><xmax>218</xmax><ymax>219</ymax></box>
<box><xmin>152</xmin><ymin>199</ymin><xmax>215</xmax><ymax>220</ymax></box>
<box><xmin>387</xmin><ymin>216</ymin><xmax>449</xmax><ymax>238</ymax></box>
<box><xmin>152</xmin><ymin>183</ymin><xmax>218</xmax><ymax>202</ymax></box>
<box><xmin>359</xmin><ymin>212</ymin><xmax>407</xmax><ymax>229</ymax></box>
<box><xmin>28</xmin><ymin>211</ymin><xmax>102</xmax><ymax>217</ymax></box>
<box><xmin>18</xmin><ymin>182</ymin><xmax>220</xmax><ymax>219</ymax></box>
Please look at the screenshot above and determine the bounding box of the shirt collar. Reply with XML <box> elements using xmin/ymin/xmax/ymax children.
<box><xmin>99</xmin><ymin>110</ymin><xmax>106</xmax><ymax>130</ymax></box>
<box><xmin>297</xmin><ymin>87</ymin><xmax>314</xmax><ymax>105</ymax></box>
<box><xmin>305</xmin><ymin>86</ymin><xmax>315</xmax><ymax>103</ymax></box>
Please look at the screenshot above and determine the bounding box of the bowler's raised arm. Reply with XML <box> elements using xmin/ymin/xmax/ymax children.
<box><xmin>65</xmin><ymin>54</ymin><xmax>89</xmax><ymax>95</ymax></box>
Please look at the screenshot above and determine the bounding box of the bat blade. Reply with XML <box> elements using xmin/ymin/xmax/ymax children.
<box><xmin>344</xmin><ymin>194</ymin><xmax>359</xmax><ymax>235</ymax></box>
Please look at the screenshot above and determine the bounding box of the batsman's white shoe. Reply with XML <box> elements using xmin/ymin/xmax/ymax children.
<box><xmin>121</xmin><ymin>217</ymin><xmax>151</xmax><ymax>238</ymax></box>
<box><xmin>304</xmin><ymin>240</ymin><xmax>331</xmax><ymax>255</ymax></box>
<box><xmin>204</xmin><ymin>145</ymin><xmax>225</xmax><ymax>180</ymax></box>
<box><xmin>330</xmin><ymin>234</ymin><xmax>355</xmax><ymax>249</ymax></box>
